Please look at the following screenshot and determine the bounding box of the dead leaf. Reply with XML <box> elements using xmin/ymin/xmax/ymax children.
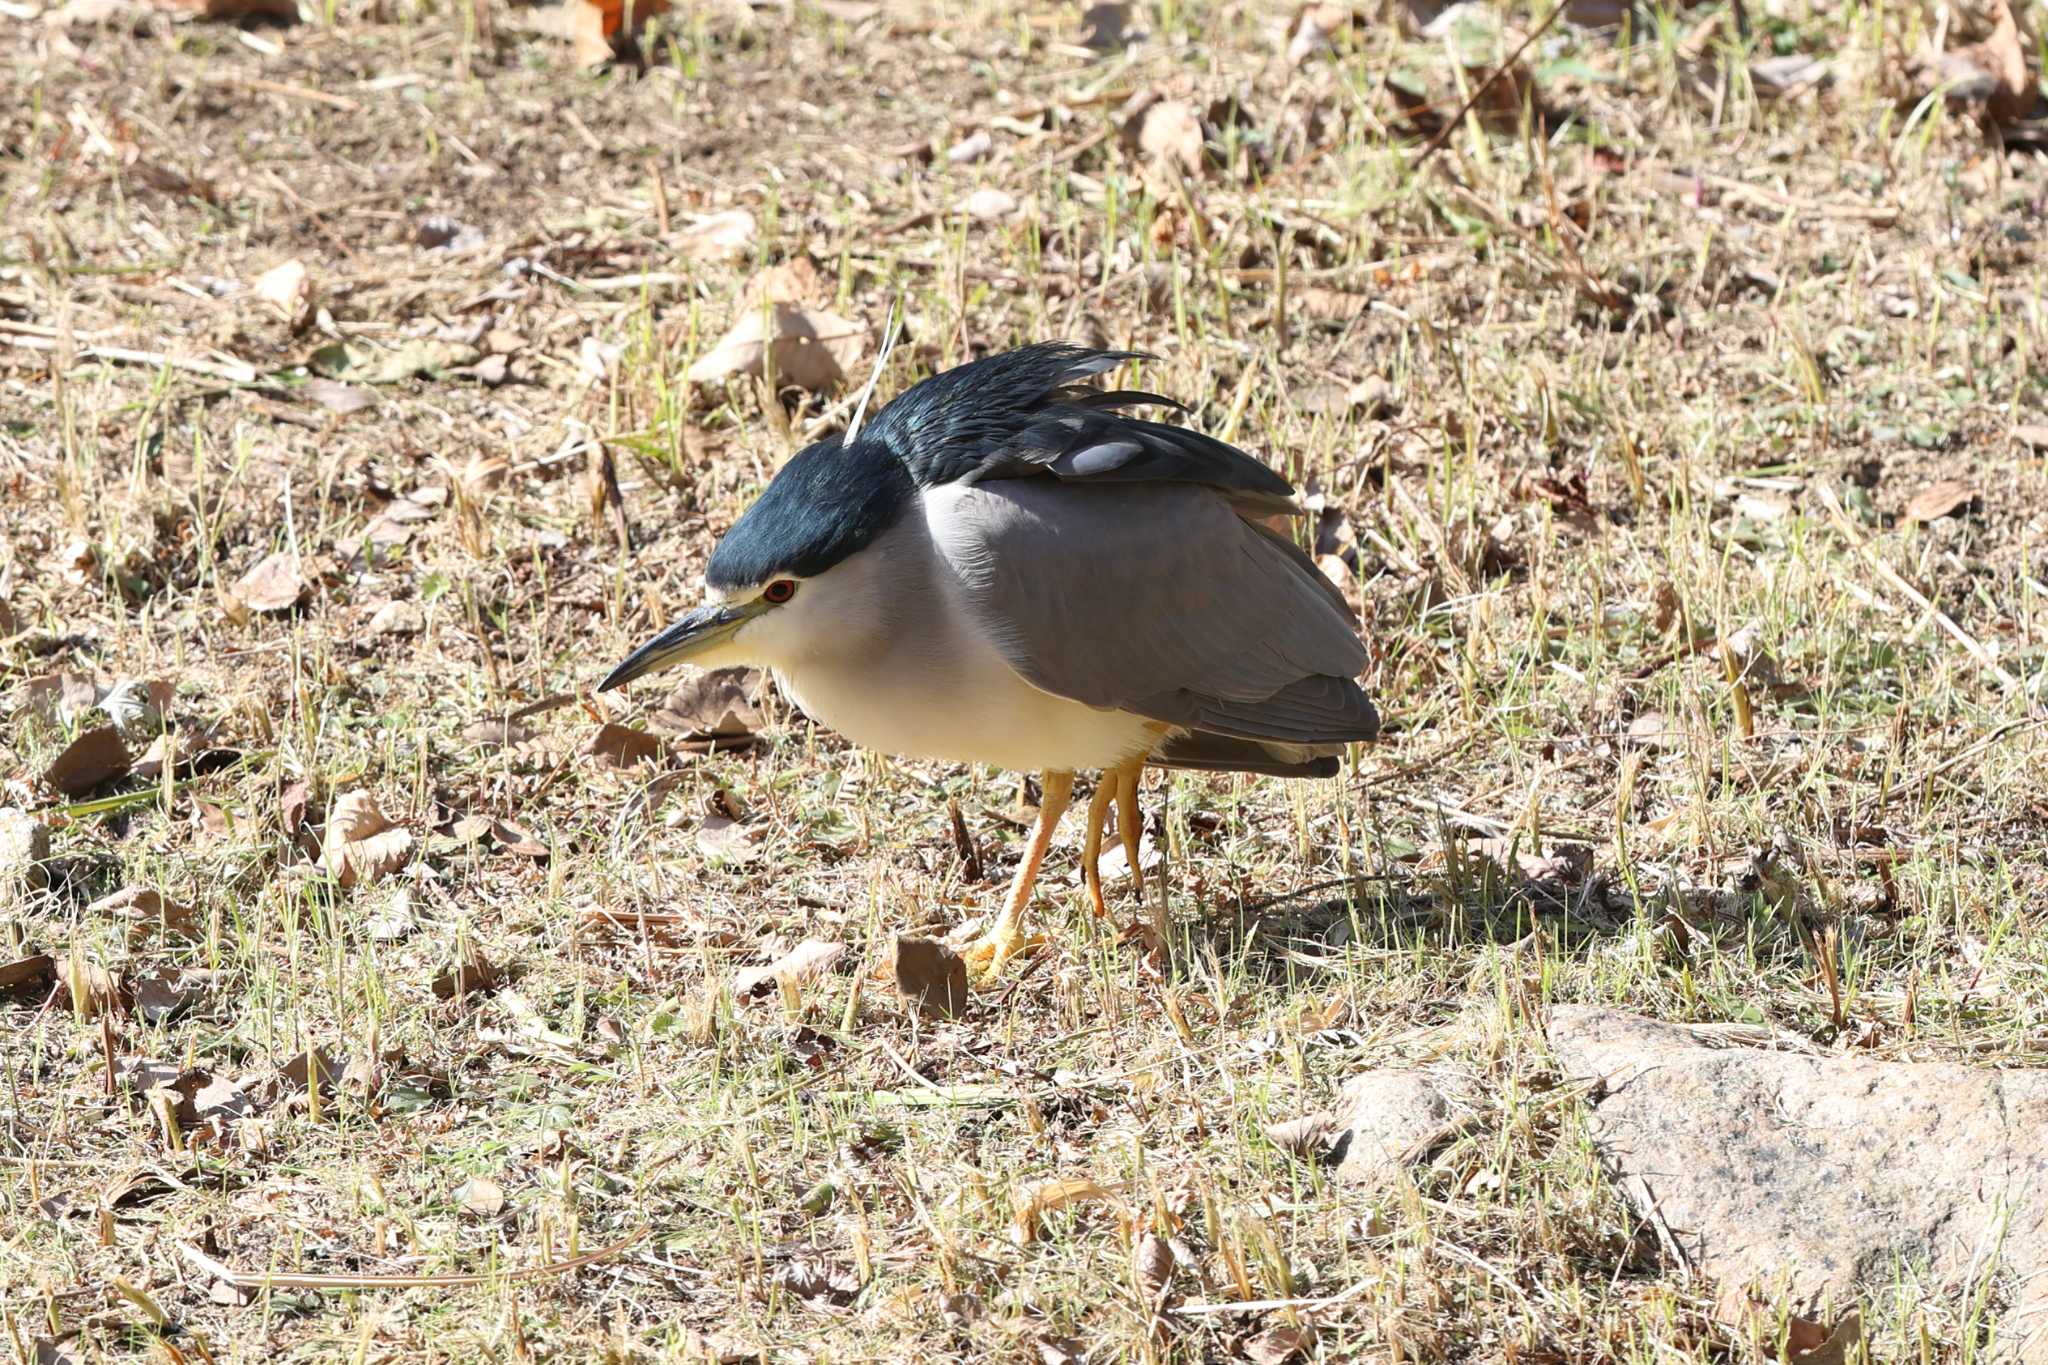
<box><xmin>310</xmin><ymin>337</ymin><xmax>482</xmax><ymax>385</ymax></box>
<box><xmin>686</xmin><ymin>302</ymin><xmax>865</xmax><ymax>393</ymax></box>
<box><xmin>959</xmin><ymin>187</ymin><xmax>1019</xmax><ymax>221</ymax></box>
<box><xmin>1133</xmin><ymin>1232</ymin><xmax>1174</xmax><ymax>1300</ymax></box>
<box><xmin>734</xmin><ymin>939</ymin><xmax>846</xmax><ymax>1000</ymax></box>
<box><xmin>1011</xmin><ymin>1176</ymin><xmax>1122</xmax><ymax>1243</ymax></box>
<box><xmin>1788</xmin><ymin>1308</ymin><xmax>1861</xmax><ymax>1365</ymax></box>
<box><xmin>279</xmin><ymin>1047</ymin><xmax>339</xmax><ymax>1096</ymax></box>
<box><xmin>42</xmin><ymin>725</ymin><xmax>132</xmax><ymax>796</ymax></box>
<box><xmin>695</xmin><ymin>814</ymin><xmax>766</xmax><ymax>863</ymax></box>
<box><xmin>2014</xmin><ymin>423</ymin><xmax>2048</xmax><ymax>449</ymax></box>
<box><xmin>0</xmin><ymin>954</ymin><xmax>56</xmax><ymax>1001</ymax></box>
<box><xmin>742</xmin><ymin>257</ymin><xmax>830</xmax><ymax>308</ymax></box>
<box><xmin>1956</xmin><ymin>0</ymin><xmax>2035</xmax><ymax>125</ymax></box>
<box><xmin>302</xmin><ymin>377</ymin><xmax>375</xmax><ymax>414</ymax></box>
<box><xmin>131</xmin><ymin>966</ymin><xmax>210</xmax><ymax>1024</ymax></box>
<box><xmin>651</xmin><ymin>667</ymin><xmax>767</xmax><ymax>743</ymax></box>
<box><xmin>464</xmin><ymin>717</ymin><xmax>537</xmax><ymax>749</ymax></box>
<box><xmin>230</xmin><ymin>552</ymin><xmax>305</xmax><ymax>613</ymax></box>
<box><xmin>59</xmin><ymin>951</ymin><xmax>124</xmax><ymax>1017</ymax></box>
<box><xmin>89</xmin><ymin>887</ymin><xmax>198</xmax><ymax>938</ymax></box>
<box><xmin>252</xmin><ymin>259</ymin><xmax>311</xmax><ymax>328</ymax></box>
<box><xmin>18</xmin><ymin>671</ymin><xmax>100</xmax><ymax>726</ymax></box>
<box><xmin>1261</xmin><ymin>1113</ymin><xmax>1336</xmax><ymax>1158</ymax></box>
<box><xmin>432</xmin><ymin>946</ymin><xmax>501</xmax><ymax>1000</ymax></box>
<box><xmin>585</xmin><ymin>722</ymin><xmax>664</xmax><ymax>769</ymax></box>
<box><xmin>893</xmin><ymin>936</ymin><xmax>968</xmax><ymax>1019</ymax></box>
<box><xmin>455</xmin><ymin>1176</ymin><xmax>506</xmax><ymax>1217</ymax></box>
<box><xmin>1626</xmin><ymin>711</ymin><xmax>1677</xmax><ymax>749</ymax></box>
<box><xmin>1125</xmin><ymin>97</ymin><xmax>1205</xmax><ymax>178</ymax></box>
<box><xmin>678</xmin><ymin>209</ymin><xmax>757</xmax><ymax>262</ymax></box>
<box><xmin>365</xmin><ymin>890</ymin><xmax>417</xmax><ymax>942</ymax></box>
<box><xmin>1902</xmin><ymin>478</ymin><xmax>1978</xmax><ymax>523</ymax></box>
<box><xmin>318</xmin><ymin>791</ymin><xmax>415</xmax><ymax>888</ymax></box>
<box><xmin>367</xmin><ymin>599</ymin><xmax>423</xmax><ymax>635</ymax></box>
<box><xmin>1243</xmin><ymin>1325</ymin><xmax>1316</xmax><ymax>1365</ymax></box>
<box><xmin>279</xmin><ymin>780</ymin><xmax>310</xmax><ymax>836</ymax></box>
<box><xmin>1035</xmin><ymin>1339</ymin><xmax>1085</xmax><ymax>1365</ymax></box>
<box><xmin>570</xmin><ymin>0</ymin><xmax>671</xmax><ymax>67</ymax></box>
<box><xmin>155</xmin><ymin>0</ymin><xmax>298</xmax><ymax>19</ymax></box>
<box><xmin>772</xmin><ymin>1256</ymin><xmax>860</xmax><ymax>1308</ymax></box>
<box><xmin>1286</xmin><ymin>2</ymin><xmax>1348</xmax><ymax>66</ymax></box>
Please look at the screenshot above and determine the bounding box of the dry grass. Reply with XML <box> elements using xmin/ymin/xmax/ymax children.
<box><xmin>4</xmin><ymin>0</ymin><xmax>2048</xmax><ymax>1360</ymax></box>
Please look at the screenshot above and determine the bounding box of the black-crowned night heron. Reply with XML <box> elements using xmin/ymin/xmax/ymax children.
<box><xmin>600</xmin><ymin>344</ymin><xmax>1378</xmax><ymax>975</ymax></box>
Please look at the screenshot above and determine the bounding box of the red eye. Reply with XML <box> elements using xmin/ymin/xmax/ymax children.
<box><xmin>762</xmin><ymin>579</ymin><xmax>797</xmax><ymax>604</ymax></box>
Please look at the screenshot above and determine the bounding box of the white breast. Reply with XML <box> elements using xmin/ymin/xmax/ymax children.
<box><xmin>743</xmin><ymin>488</ymin><xmax>1158</xmax><ymax>774</ymax></box>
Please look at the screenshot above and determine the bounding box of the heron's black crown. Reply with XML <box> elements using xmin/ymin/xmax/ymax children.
<box><xmin>704</xmin><ymin>342</ymin><xmax>1296</xmax><ymax>591</ymax></box>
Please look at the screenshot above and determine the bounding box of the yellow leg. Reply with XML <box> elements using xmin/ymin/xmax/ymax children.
<box><xmin>962</xmin><ymin>770</ymin><xmax>1075</xmax><ymax>979</ymax></box>
<box><xmin>1080</xmin><ymin>776</ymin><xmax>1117</xmax><ymax>919</ymax></box>
<box><xmin>1112</xmin><ymin>760</ymin><xmax>1169</xmax><ymax>951</ymax></box>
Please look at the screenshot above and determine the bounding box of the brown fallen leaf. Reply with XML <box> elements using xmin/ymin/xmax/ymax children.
<box><xmin>279</xmin><ymin>780</ymin><xmax>310</xmax><ymax>836</ymax></box>
<box><xmin>1285</xmin><ymin>2</ymin><xmax>1349</xmax><ymax>66</ymax></box>
<box><xmin>132</xmin><ymin>966</ymin><xmax>212</xmax><ymax>1024</ymax></box>
<box><xmin>1261</xmin><ymin>1112</ymin><xmax>1336</xmax><ymax>1159</ymax></box>
<box><xmin>279</xmin><ymin>1047</ymin><xmax>339</xmax><ymax>1096</ymax></box>
<box><xmin>1011</xmin><ymin>1176</ymin><xmax>1123</xmax><ymax>1243</ymax></box>
<box><xmin>678</xmin><ymin>209</ymin><xmax>757</xmax><ymax>263</ymax></box>
<box><xmin>43</xmin><ymin>724</ymin><xmax>132</xmax><ymax>796</ymax></box>
<box><xmin>686</xmin><ymin>302</ymin><xmax>866</xmax><ymax>393</ymax></box>
<box><xmin>1124</xmin><ymin>97</ymin><xmax>1205</xmax><ymax>178</ymax></box>
<box><xmin>773</xmin><ymin>1256</ymin><xmax>860</xmax><ymax>1308</ymax></box>
<box><xmin>318</xmin><ymin>791</ymin><xmax>415</xmax><ymax>888</ymax></box>
<box><xmin>695</xmin><ymin>814</ymin><xmax>766</xmax><ymax>863</ymax></box>
<box><xmin>59</xmin><ymin>950</ymin><xmax>124</xmax><ymax>1017</ymax></box>
<box><xmin>2014</xmin><ymin>423</ymin><xmax>2048</xmax><ymax>450</ymax></box>
<box><xmin>230</xmin><ymin>551</ymin><xmax>306</xmax><ymax>614</ymax></box>
<box><xmin>463</xmin><ymin>717</ymin><xmax>537</xmax><ymax>749</ymax></box>
<box><xmin>1243</xmin><ymin>1325</ymin><xmax>1316</xmax><ymax>1365</ymax></box>
<box><xmin>0</xmin><ymin>954</ymin><xmax>57</xmax><ymax>1001</ymax></box>
<box><xmin>1961</xmin><ymin>0</ymin><xmax>2036</xmax><ymax>125</ymax></box>
<box><xmin>18</xmin><ymin>670</ymin><xmax>100</xmax><ymax>726</ymax></box>
<box><xmin>959</xmin><ymin>187</ymin><xmax>1019</xmax><ymax>221</ymax></box>
<box><xmin>893</xmin><ymin>936</ymin><xmax>968</xmax><ymax>1019</ymax></box>
<box><xmin>585</xmin><ymin>722</ymin><xmax>665</xmax><ymax>769</ymax></box>
<box><xmin>303</xmin><ymin>377</ymin><xmax>376</xmax><ymax>414</ymax></box>
<box><xmin>1132</xmin><ymin>1232</ymin><xmax>1174</xmax><ymax>1300</ymax></box>
<box><xmin>433</xmin><ymin>946</ymin><xmax>501</xmax><ymax>1000</ymax></box>
<box><xmin>252</xmin><ymin>259</ymin><xmax>312</xmax><ymax>329</ymax></box>
<box><xmin>734</xmin><ymin>939</ymin><xmax>846</xmax><ymax>1000</ymax></box>
<box><xmin>651</xmin><ymin>667</ymin><xmax>767</xmax><ymax>746</ymax></box>
<box><xmin>1902</xmin><ymin>478</ymin><xmax>1978</xmax><ymax>523</ymax></box>
<box><xmin>741</xmin><ymin>256</ymin><xmax>831</xmax><ymax>309</ymax></box>
<box><xmin>89</xmin><ymin>886</ymin><xmax>199</xmax><ymax>938</ymax></box>
<box><xmin>570</xmin><ymin>0</ymin><xmax>671</xmax><ymax>66</ymax></box>
<box><xmin>456</xmin><ymin>1176</ymin><xmax>506</xmax><ymax>1217</ymax></box>
<box><xmin>154</xmin><ymin>0</ymin><xmax>299</xmax><ymax>19</ymax></box>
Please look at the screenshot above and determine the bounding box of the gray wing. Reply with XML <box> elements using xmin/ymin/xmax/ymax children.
<box><xmin>931</xmin><ymin>480</ymin><xmax>1378</xmax><ymax>746</ymax></box>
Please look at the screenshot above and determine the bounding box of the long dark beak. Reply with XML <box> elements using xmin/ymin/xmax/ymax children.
<box><xmin>599</xmin><ymin>602</ymin><xmax>760</xmax><ymax>691</ymax></box>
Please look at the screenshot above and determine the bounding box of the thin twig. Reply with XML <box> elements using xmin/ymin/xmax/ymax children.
<box><xmin>1411</xmin><ymin>3</ymin><xmax>1566</xmax><ymax>168</ymax></box>
<box><xmin>1813</xmin><ymin>483</ymin><xmax>2021</xmax><ymax>695</ymax></box>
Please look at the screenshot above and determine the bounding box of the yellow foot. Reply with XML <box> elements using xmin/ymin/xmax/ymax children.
<box><xmin>958</xmin><ymin>924</ymin><xmax>1035</xmax><ymax>981</ymax></box>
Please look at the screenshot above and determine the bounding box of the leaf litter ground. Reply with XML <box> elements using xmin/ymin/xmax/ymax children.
<box><xmin>4</xmin><ymin>0</ymin><xmax>2048</xmax><ymax>1360</ymax></box>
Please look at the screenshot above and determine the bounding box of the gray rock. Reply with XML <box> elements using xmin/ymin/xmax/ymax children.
<box><xmin>1265</xmin><ymin>1071</ymin><xmax>1458</xmax><ymax>1189</ymax></box>
<box><xmin>1550</xmin><ymin>1006</ymin><xmax>2048</xmax><ymax>1359</ymax></box>
<box><xmin>0</xmin><ymin>808</ymin><xmax>50</xmax><ymax>893</ymax></box>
